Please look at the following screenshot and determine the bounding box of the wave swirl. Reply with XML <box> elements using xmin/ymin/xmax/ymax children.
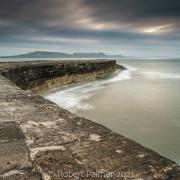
<box><xmin>45</xmin><ymin>65</ymin><xmax>134</xmax><ymax>112</ymax></box>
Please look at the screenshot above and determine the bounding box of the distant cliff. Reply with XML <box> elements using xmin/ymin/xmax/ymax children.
<box><xmin>2</xmin><ymin>51</ymin><xmax>123</xmax><ymax>58</ymax></box>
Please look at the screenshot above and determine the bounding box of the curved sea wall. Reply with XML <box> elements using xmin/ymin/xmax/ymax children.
<box><xmin>1</xmin><ymin>60</ymin><xmax>123</xmax><ymax>93</ymax></box>
<box><xmin>0</xmin><ymin>60</ymin><xmax>179</xmax><ymax>180</ymax></box>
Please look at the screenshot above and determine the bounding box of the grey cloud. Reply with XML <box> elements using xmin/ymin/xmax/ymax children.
<box><xmin>1</xmin><ymin>0</ymin><xmax>179</xmax><ymax>29</ymax></box>
<box><xmin>81</xmin><ymin>0</ymin><xmax>180</xmax><ymax>30</ymax></box>
<box><xmin>0</xmin><ymin>0</ymin><xmax>180</xmax><ymax>57</ymax></box>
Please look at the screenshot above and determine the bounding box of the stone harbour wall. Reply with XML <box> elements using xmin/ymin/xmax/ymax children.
<box><xmin>1</xmin><ymin>60</ymin><xmax>120</xmax><ymax>93</ymax></box>
<box><xmin>0</xmin><ymin>60</ymin><xmax>179</xmax><ymax>180</ymax></box>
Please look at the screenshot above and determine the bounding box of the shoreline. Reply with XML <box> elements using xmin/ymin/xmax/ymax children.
<box><xmin>0</xmin><ymin>60</ymin><xmax>179</xmax><ymax>179</ymax></box>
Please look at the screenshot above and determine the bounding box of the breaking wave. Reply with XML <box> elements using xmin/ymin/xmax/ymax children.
<box><xmin>45</xmin><ymin>65</ymin><xmax>136</xmax><ymax>112</ymax></box>
<box><xmin>142</xmin><ymin>71</ymin><xmax>180</xmax><ymax>79</ymax></box>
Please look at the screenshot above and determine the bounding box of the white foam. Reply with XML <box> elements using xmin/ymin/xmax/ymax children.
<box><xmin>45</xmin><ymin>84</ymin><xmax>103</xmax><ymax>112</ymax></box>
<box><xmin>142</xmin><ymin>71</ymin><xmax>180</xmax><ymax>79</ymax></box>
<box><xmin>45</xmin><ymin>65</ymin><xmax>135</xmax><ymax>112</ymax></box>
<box><xmin>122</xmin><ymin>64</ymin><xmax>137</xmax><ymax>72</ymax></box>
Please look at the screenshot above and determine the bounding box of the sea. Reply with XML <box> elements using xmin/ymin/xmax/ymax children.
<box><xmin>1</xmin><ymin>58</ymin><xmax>180</xmax><ymax>164</ymax></box>
<box><xmin>45</xmin><ymin>58</ymin><xmax>180</xmax><ymax>164</ymax></box>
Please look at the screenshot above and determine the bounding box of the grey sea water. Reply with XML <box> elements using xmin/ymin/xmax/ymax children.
<box><xmin>45</xmin><ymin>58</ymin><xmax>180</xmax><ymax>164</ymax></box>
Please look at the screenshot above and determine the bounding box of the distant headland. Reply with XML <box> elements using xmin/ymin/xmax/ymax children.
<box><xmin>1</xmin><ymin>51</ymin><xmax>123</xmax><ymax>59</ymax></box>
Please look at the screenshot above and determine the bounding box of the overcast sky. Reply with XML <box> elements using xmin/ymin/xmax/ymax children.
<box><xmin>0</xmin><ymin>0</ymin><xmax>180</xmax><ymax>57</ymax></box>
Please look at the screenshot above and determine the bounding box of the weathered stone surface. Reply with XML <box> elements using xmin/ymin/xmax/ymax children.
<box><xmin>0</xmin><ymin>60</ymin><xmax>179</xmax><ymax>180</ymax></box>
<box><xmin>0</xmin><ymin>170</ymin><xmax>42</xmax><ymax>180</ymax></box>
<box><xmin>1</xmin><ymin>60</ymin><xmax>119</xmax><ymax>93</ymax></box>
<box><xmin>0</xmin><ymin>121</ymin><xmax>32</xmax><ymax>176</ymax></box>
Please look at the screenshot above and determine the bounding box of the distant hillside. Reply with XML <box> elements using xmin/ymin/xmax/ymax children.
<box><xmin>2</xmin><ymin>51</ymin><xmax>123</xmax><ymax>58</ymax></box>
